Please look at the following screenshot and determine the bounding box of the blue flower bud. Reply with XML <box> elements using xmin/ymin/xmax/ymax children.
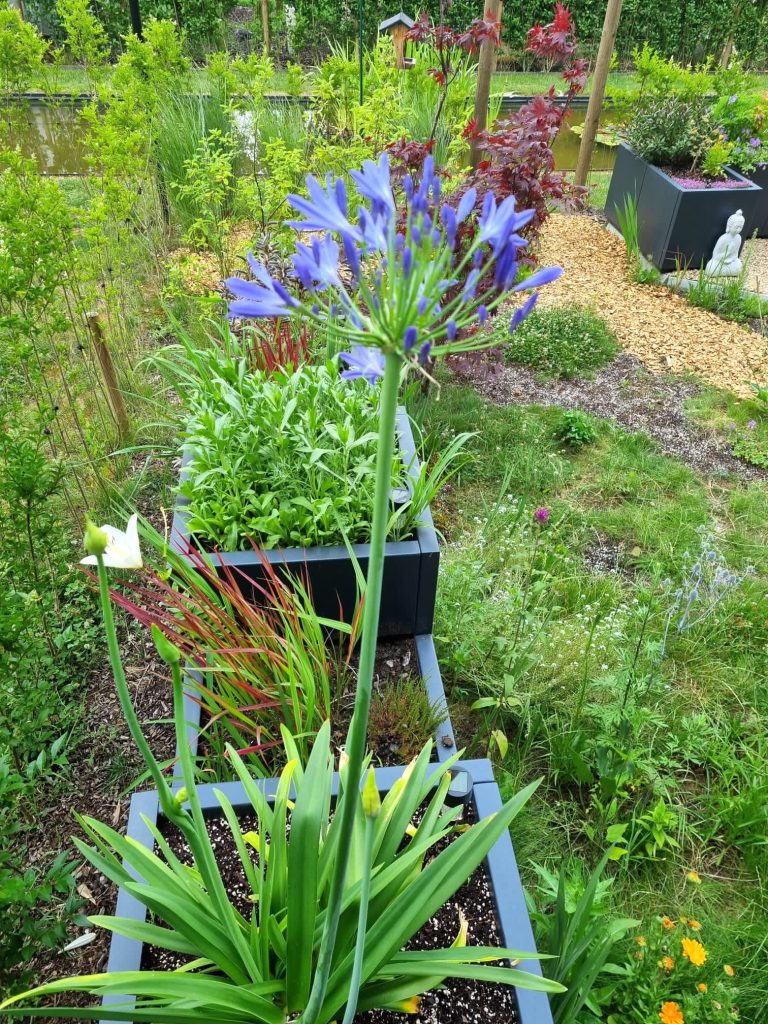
<box><xmin>447</xmin><ymin>319</ymin><xmax>457</xmax><ymax>341</ymax></box>
<box><xmin>402</xmin><ymin>247</ymin><xmax>413</xmax><ymax>278</ymax></box>
<box><xmin>404</xmin><ymin>325</ymin><xmax>418</xmax><ymax>351</ymax></box>
<box><xmin>478</xmin><ymin>305</ymin><xmax>488</xmax><ymax>323</ymax></box>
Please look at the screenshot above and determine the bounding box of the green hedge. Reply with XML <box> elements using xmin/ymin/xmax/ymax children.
<box><xmin>24</xmin><ymin>0</ymin><xmax>768</xmax><ymax>68</ymax></box>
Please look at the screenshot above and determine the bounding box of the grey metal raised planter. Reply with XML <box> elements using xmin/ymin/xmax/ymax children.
<box><xmin>171</xmin><ymin>407</ymin><xmax>439</xmax><ymax>638</ymax></box>
<box><xmin>179</xmin><ymin>632</ymin><xmax>457</xmax><ymax>766</ymax></box>
<box><xmin>605</xmin><ymin>143</ymin><xmax>763</xmax><ymax>271</ymax></box>
<box><xmin>102</xmin><ymin>759</ymin><xmax>553</xmax><ymax>1024</ymax></box>
<box><xmin>745</xmin><ymin>164</ymin><xmax>768</xmax><ymax>238</ymax></box>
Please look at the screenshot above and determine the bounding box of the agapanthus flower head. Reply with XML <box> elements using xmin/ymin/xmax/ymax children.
<box><xmin>226</xmin><ymin>152</ymin><xmax>562</xmax><ymax>379</ymax></box>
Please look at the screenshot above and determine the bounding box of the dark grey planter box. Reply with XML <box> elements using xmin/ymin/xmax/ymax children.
<box><xmin>605</xmin><ymin>143</ymin><xmax>763</xmax><ymax>271</ymax></box>
<box><xmin>102</xmin><ymin>759</ymin><xmax>553</xmax><ymax>1024</ymax></box>
<box><xmin>745</xmin><ymin>164</ymin><xmax>768</xmax><ymax>238</ymax></box>
<box><xmin>178</xmin><ymin>632</ymin><xmax>457</xmax><ymax>767</ymax></box>
<box><xmin>171</xmin><ymin>407</ymin><xmax>439</xmax><ymax>638</ymax></box>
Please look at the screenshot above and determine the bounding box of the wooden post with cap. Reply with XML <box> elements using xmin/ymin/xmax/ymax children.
<box><xmin>574</xmin><ymin>0</ymin><xmax>623</xmax><ymax>187</ymax></box>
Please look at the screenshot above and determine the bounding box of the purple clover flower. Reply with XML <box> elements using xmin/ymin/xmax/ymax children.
<box><xmin>534</xmin><ymin>507</ymin><xmax>550</xmax><ymax>524</ymax></box>
<box><xmin>747</xmin><ymin>419</ymin><xmax>757</xmax><ymax>429</ymax></box>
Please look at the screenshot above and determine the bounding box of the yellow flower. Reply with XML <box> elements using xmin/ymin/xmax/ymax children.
<box><xmin>659</xmin><ymin>955</ymin><xmax>675</xmax><ymax>971</ymax></box>
<box><xmin>688</xmin><ymin>919</ymin><xmax>702</xmax><ymax>930</ymax></box>
<box><xmin>659</xmin><ymin>1001</ymin><xmax>685</xmax><ymax>1024</ymax></box>
<box><xmin>724</xmin><ymin>964</ymin><xmax>736</xmax><ymax>977</ymax></box>
<box><xmin>698</xmin><ymin>983</ymin><xmax>708</xmax><ymax>993</ymax></box>
<box><xmin>636</xmin><ymin>936</ymin><xmax>647</xmax><ymax>947</ymax></box>
<box><xmin>681</xmin><ymin>938</ymin><xmax>707</xmax><ymax>967</ymax></box>
<box><xmin>687</xmin><ymin>870</ymin><xmax>702</xmax><ymax>884</ymax></box>
<box><xmin>661</xmin><ymin>916</ymin><xmax>676</xmax><ymax>930</ymax></box>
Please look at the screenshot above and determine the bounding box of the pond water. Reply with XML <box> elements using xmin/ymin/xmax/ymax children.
<box><xmin>4</xmin><ymin>99</ymin><xmax>618</xmax><ymax>177</ymax></box>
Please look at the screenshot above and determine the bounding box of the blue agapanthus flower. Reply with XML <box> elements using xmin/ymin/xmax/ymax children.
<box><xmin>226</xmin><ymin>152</ymin><xmax>563</xmax><ymax>383</ymax></box>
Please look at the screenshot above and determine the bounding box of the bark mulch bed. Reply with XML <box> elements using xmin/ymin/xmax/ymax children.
<box><xmin>532</xmin><ymin>212</ymin><xmax>768</xmax><ymax>398</ymax></box>
<box><xmin>452</xmin><ymin>349</ymin><xmax>768</xmax><ymax>484</ymax></box>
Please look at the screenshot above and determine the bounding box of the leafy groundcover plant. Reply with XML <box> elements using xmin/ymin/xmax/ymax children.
<box><xmin>1</xmin><ymin>151</ymin><xmax>564</xmax><ymax>1022</ymax></box>
<box><xmin>157</xmin><ymin>329</ymin><xmax>467</xmax><ymax>552</ymax></box>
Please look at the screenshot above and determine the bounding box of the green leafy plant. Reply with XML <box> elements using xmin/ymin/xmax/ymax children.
<box><xmin>528</xmin><ymin>855</ymin><xmax>637</xmax><ymax>1024</ymax></box>
<box><xmin>173</xmin><ymin>128</ymin><xmax>236</xmax><ymax>272</ymax></box>
<box><xmin>0</xmin><ymin>845</ymin><xmax>83</xmax><ymax>998</ymax></box>
<box><xmin>555</xmin><ymin>409</ymin><xmax>599</xmax><ymax>448</ymax></box>
<box><xmin>625</xmin><ymin>95</ymin><xmax>714</xmax><ymax>169</ymax></box>
<box><xmin>156</xmin><ymin>335</ymin><xmax>469</xmax><ymax>551</ymax></box>
<box><xmin>55</xmin><ymin>0</ymin><xmax>109</xmax><ymax>89</ymax></box>
<box><xmin>503</xmin><ymin>305</ymin><xmax>618</xmax><ymax>380</ymax></box>
<box><xmin>0</xmin><ymin>7</ymin><xmax>47</xmax><ymax>99</ymax></box>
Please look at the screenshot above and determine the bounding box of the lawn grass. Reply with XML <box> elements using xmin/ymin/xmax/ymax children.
<box><xmin>417</xmin><ymin>376</ymin><xmax>768</xmax><ymax>1020</ymax></box>
<box><xmin>35</xmin><ymin>65</ymin><xmax>768</xmax><ymax>97</ymax></box>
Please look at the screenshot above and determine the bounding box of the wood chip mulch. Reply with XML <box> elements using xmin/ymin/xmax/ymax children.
<box><xmin>533</xmin><ymin>212</ymin><xmax>768</xmax><ymax>398</ymax></box>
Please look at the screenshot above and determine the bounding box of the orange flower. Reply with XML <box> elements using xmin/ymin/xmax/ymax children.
<box><xmin>661</xmin><ymin>916</ymin><xmax>676</xmax><ymax>929</ymax></box>
<box><xmin>659</xmin><ymin>1001</ymin><xmax>685</xmax><ymax>1024</ymax></box>
<box><xmin>687</xmin><ymin>870</ymin><xmax>702</xmax><ymax>884</ymax></box>
<box><xmin>636</xmin><ymin>935</ymin><xmax>647</xmax><ymax>947</ymax></box>
<box><xmin>724</xmin><ymin>964</ymin><xmax>736</xmax><ymax>977</ymax></box>
<box><xmin>688</xmin><ymin>919</ymin><xmax>702</xmax><ymax>930</ymax></box>
<box><xmin>681</xmin><ymin>937</ymin><xmax>707</xmax><ymax>967</ymax></box>
<box><xmin>659</xmin><ymin>955</ymin><xmax>675</xmax><ymax>971</ymax></box>
<box><xmin>697</xmin><ymin>983</ymin><xmax>708</xmax><ymax>993</ymax></box>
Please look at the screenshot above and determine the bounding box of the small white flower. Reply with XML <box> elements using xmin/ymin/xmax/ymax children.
<box><xmin>81</xmin><ymin>514</ymin><xmax>142</xmax><ymax>569</ymax></box>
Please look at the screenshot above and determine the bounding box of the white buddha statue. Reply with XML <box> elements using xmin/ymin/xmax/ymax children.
<box><xmin>705</xmin><ymin>209</ymin><xmax>746</xmax><ymax>277</ymax></box>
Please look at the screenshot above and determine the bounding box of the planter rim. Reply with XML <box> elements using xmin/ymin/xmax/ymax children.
<box><xmin>102</xmin><ymin>760</ymin><xmax>552</xmax><ymax>1024</ymax></box>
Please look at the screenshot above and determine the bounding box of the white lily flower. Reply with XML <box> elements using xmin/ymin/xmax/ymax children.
<box><xmin>81</xmin><ymin>514</ymin><xmax>143</xmax><ymax>569</ymax></box>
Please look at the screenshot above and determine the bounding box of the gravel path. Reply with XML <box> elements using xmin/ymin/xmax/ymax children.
<box><xmin>533</xmin><ymin>213</ymin><xmax>768</xmax><ymax>398</ymax></box>
<box><xmin>452</xmin><ymin>351</ymin><xmax>768</xmax><ymax>483</ymax></box>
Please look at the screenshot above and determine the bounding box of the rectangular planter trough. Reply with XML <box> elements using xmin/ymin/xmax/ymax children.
<box><xmin>179</xmin><ymin>632</ymin><xmax>458</xmax><ymax>767</ymax></box>
<box><xmin>102</xmin><ymin>758</ymin><xmax>553</xmax><ymax>1024</ymax></box>
<box><xmin>745</xmin><ymin>163</ymin><xmax>768</xmax><ymax>238</ymax></box>
<box><xmin>171</xmin><ymin>407</ymin><xmax>439</xmax><ymax>638</ymax></box>
<box><xmin>605</xmin><ymin>143</ymin><xmax>763</xmax><ymax>271</ymax></box>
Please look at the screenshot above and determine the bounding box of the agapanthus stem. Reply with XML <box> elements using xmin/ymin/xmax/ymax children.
<box><xmin>300</xmin><ymin>350</ymin><xmax>401</xmax><ymax>1023</ymax></box>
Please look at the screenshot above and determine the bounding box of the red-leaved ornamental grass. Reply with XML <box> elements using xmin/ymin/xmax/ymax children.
<box><xmin>84</xmin><ymin>534</ymin><xmax>360</xmax><ymax>770</ymax></box>
<box><xmin>244</xmin><ymin>318</ymin><xmax>311</xmax><ymax>374</ymax></box>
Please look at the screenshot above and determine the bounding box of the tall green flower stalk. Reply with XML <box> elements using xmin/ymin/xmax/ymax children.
<box><xmin>225</xmin><ymin>151</ymin><xmax>563</xmax><ymax>1021</ymax></box>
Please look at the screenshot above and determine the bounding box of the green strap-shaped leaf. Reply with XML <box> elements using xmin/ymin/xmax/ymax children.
<box><xmin>286</xmin><ymin>721</ymin><xmax>332</xmax><ymax>1011</ymax></box>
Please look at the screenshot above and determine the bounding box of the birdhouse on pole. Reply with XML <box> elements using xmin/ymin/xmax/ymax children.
<box><xmin>378</xmin><ymin>12</ymin><xmax>415</xmax><ymax>69</ymax></box>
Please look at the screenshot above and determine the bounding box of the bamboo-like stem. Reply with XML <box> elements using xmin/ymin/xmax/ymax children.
<box><xmin>299</xmin><ymin>350</ymin><xmax>401</xmax><ymax>1024</ymax></box>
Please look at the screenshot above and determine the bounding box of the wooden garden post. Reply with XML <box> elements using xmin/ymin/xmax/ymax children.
<box><xmin>86</xmin><ymin>312</ymin><xmax>130</xmax><ymax>441</ymax></box>
<box><xmin>574</xmin><ymin>0</ymin><xmax>623</xmax><ymax>187</ymax></box>
<box><xmin>260</xmin><ymin>0</ymin><xmax>270</xmax><ymax>53</ymax></box>
<box><xmin>469</xmin><ymin>0</ymin><xmax>503</xmax><ymax>169</ymax></box>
